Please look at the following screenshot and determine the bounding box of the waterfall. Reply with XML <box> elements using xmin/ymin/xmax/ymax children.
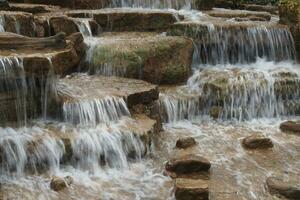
<box><xmin>63</xmin><ymin>97</ymin><xmax>130</xmax><ymax>126</ymax></box>
<box><xmin>171</xmin><ymin>23</ymin><xmax>296</xmax><ymax>65</ymax></box>
<box><xmin>0</xmin><ymin>15</ymin><xmax>5</xmax><ymax>32</ymax></box>
<box><xmin>109</xmin><ymin>0</ymin><xmax>193</xmax><ymax>9</ymax></box>
<box><xmin>74</xmin><ymin>18</ymin><xmax>93</xmax><ymax>37</ymax></box>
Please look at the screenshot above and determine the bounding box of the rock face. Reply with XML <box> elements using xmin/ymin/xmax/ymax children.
<box><xmin>279</xmin><ymin>1</ymin><xmax>300</xmax><ymax>61</ymax></box>
<box><xmin>9</xmin><ymin>3</ymin><xmax>59</xmax><ymax>14</ymax></box>
<box><xmin>176</xmin><ymin>137</ymin><xmax>197</xmax><ymax>149</ymax></box>
<box><xmin>242</xmin><ymin>134</ymin><xmax>273</xmax><ymax>149</ymax></box>
<box><xmin>175</xmin><ymin>178</ymin><xmax>209</xmax><ymax>200</ymax></box>
<box><xmin>267</xmin><ymin>177</ymin><xmax>300</xmax><ymax>199</ymax></box>
<box><xmin>90</xmin><ymin>32</ymin><xmax>193</xmax><ymax>85</ymax></box>
<box><xmin>92</xmin><ymin>8</ymin><xmax>180</xmax><ymax>32</ymax></box>
<box><xmin>165</xmin><ymin>154</ymin><xmax>211</xmax><ymax>175</ymax></box>
<box><xmin>50</xmin><ymin>16</ymin><xmax>79</xmax><ymax>36</ymax></box>
<box><xmin>0</xmin><ymin>11</ymin><xmax>35</xmax><ymax>36</ymax></box>
<box><xmin>280</xmin><ymin>121</ymin><xmax>300</xmax><ymax>134</ymax></box>
<box><xmin>50</xmin><ymin>176</ymin><xmax>73</xmax><ymax>192</ymax></box>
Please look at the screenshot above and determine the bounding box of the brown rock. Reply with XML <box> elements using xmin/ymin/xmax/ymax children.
<box><xmin>93</xmin><ymin>8</ymin><xmax>179</xmax><ymax>32</ymax></box>
<box><xmin>50</xmin><ymin>176</ymin><xmax>73</xmax><ymax>192</ymax></box>
<box><xmin>280</xmin><ymin>121</ymin><xmax>300</xmax><ymax>134</ymax></box>
<box><xmin>242</xmin><ymin>135</ymin><xmax>273</xmax><ymax>149</ymax></box>
<box><xmin>267</xmin><ymin>177</ymin><xmax>300</xmax><ymax>199</ymax></box>
<box><xmin>1</xmin><ymin>11</ymin><xmax>35</xmax><ymax>36</ymax></box>
<box><xmin>175</xmin><ymin>178</ymin><xmax>209</xmax><ymax>200</ymax></box>
<box><xmin>176</xmin><ymin>137</ymin><xmax>197</xmax><ymax>149</ymax></box>
<box><xmin>9</xmin><ymin>3</ymin><xmax>59</xmax><ymax>14</ymax></box>
<box><xmin>22</xmin><ymin>0</ymin><xmax>109</xmax><ymax>9</ymax></box>
<box><xmin>91</xmin><ymin>32</ymin><xmax>193</xmax><ymax>85</ymax></box>
<box><xmin>209</xmin><ymin>106</ymin><xmax>222</xmax><ymax>119</ymax></box>
<box><xmin>166</xmin><ymin>154</ymin><xmax>211</xmax><ymax>175</ymax></box>
<box><xmin>193</xmin><ymin>0</ymin><xmax>215</xmax><ymax>11</ymax></box>
<box><xmin>205</xmin><ymin>9</ymin><xmax>271</xmax><ymax>21</ymax></box>
<box><xmin>50</xmin><ymin>16</ymin><xmax>79</xmax><ymax>36</ymax></box>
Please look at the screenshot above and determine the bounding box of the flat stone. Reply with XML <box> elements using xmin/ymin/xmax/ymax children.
<box><xmin>280</xmin><ymin>121</ymin><xmax>300</xmax><ymax>134</ymax></box>
<box><xmin>205</xmin><ymin>8</ymin><xmax>271</xmax><ymax>21</ymax></box>
<box><xmin>165</xmin><ymin>154</ymin><xmax>211</xmax><ymax>175</ymax></box>
<box><xmin>92</xmin><ymin>8</ymin><xmax>180</xmax><ymax>32</ymax></box>
<box><xmin>175</xmin><ymin>178</ymin><xmax>209</xmax><ymax>200</ymax></box>
<box><xmin>9</xmin><ymin>3</ymin><xmax>60</xmax><ymax>14</ymax></box>
<box><xmin>90</xmin><ymin>32</ymin><xmax>193</xmax><ymax>84</ymax></box>
<box><xmin>176</xmin><ymin>137</ymin><xmax>197</xmax><ymax>149</ymax></box>
<box><xmin>267</xmin><ymin>177</ymin><xmax>300</xmax><ymax>199</ymax></box>
<box><xmin>21</xmin><ymin>0</ymin><xmax>109</xmax><ymax>9</ymax></box>
<box><xmin>242</xmin><ymin>134</ymin><xmax>273</xmax><ymax>149</ymax></box>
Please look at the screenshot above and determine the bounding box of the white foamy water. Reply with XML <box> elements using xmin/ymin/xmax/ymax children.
<box><xmin>0</xmin><ymin>15</ymin><xmax>5</xmax><ymax>32</ymax></box>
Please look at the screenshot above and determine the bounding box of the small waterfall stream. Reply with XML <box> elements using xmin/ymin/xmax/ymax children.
<box><xmin>1</xmin><ymin>3</ymin><xmax>300</xmax><ymax>200</ymax></box>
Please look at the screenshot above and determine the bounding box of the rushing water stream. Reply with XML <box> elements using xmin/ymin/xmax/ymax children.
<box><xmin>1</xmin><ymin>3</ymin><xmax>300</xmax><ymax>200</ymax></box>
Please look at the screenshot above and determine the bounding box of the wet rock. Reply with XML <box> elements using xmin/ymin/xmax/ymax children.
<box><xmin>242</xmin><ymin>134</ymin><xmax>273</xmax><ymax>149</ymax></box>
<box><xmin>243</xmin><ymin>4</ymin><xmax>278</xmax><ymax>15</ymax></box>
<box><xmin>9</xmin><ymin>3</ymin><xmax>59</xmax><ymax>14</ymax></box>
<box><xmin>205</xmin><ymin>9</ymin><xmax>271</xmax><ymax>21</ymax></box>
<box><xmin>165</xmin><ymin>154</ymin><xmax>211</xmax><ymax>175</ymax></box>
<box><xmin>280</xmin><ymin>121</ymin><xmax>300</xmax><ymax>134</ymax></box>
<box><xmin>0</xmin><ymin>0</ymin><xmax>9</xmax><ymax>10</ymax></box>
<box><xmin>92</xmin><ymin>8</ymin><xmax>180</xmax><ymax>32</ymax></box>
<box><xmin>0</xmin><ymin>32</ymin><xmax>66</xmax><ymax>50</ymax></box>
<box><xmin>267</xmin><ymin>177</ymin><xmax>300</xmax><ymax>199</ymax></box>
<box><xmin>279</xmin><ymin>1</ymin><xmax>300</xmax><ymax>62</ymax></box>
<box><xmin>50</xmin><ymin>176</ymin><xmax>73</xmax><ymax>192</ymax></box>
<box><xmin>193</xmin><ymin>0</ymin><xmax>215</xmax><ymax>11</ymax></box>
<box><xmin>90</xmin><ymin>32</ymin><xmax>193</xmax><ymax>84</ymax></box>
<box><xmin>34</xmin><ymin>16</ymin><xmax>51</xmax><ymax>37</ymax></box>
<box><xmin>50</xmin><ymin>16</ymin><xmax>79</xmax><ymax>36</ymax></box>
<box><xmin>0</xmin><ymin>11</ymin><xmax>35</xmax><ymax>36</ymax></box>
<box><xmin>209</xmin><ymin>106</ymin><xmax>222</xmax><ymax>119</ymax></box>
<box><xmin>22</xmin><ymin>0</ymin><xmax>109</xmax><ymax>9</ymax></box>
<box><xmin>175</xmin><ymin>178</ymin><xmax>209</xmax><ymax>200</ymax></box>
<box><xmin>176</xmin><ymin>137</ymin><xmax>197</xmax><ymax>149</ymax></box>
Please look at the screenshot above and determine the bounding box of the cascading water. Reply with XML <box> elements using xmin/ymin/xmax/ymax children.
<box><xmin>0</xmin><ymin>15</ymin><xmax>5</xmax><ymax>32</ymax></box>
<box><xmin>109</xmin><ymin>0</ymin><xmax>193</xmax><ymax>9</ymax></box>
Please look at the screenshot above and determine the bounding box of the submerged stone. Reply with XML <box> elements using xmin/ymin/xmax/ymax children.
<box><xmin>267</xmin><ymin>177</ymin><xmax>300</xmax><ymax>199</ymax></box>
<box><xmin>90</xmin><ymin>32</ymin><xmax>193</xmax><ymax>84</ymax></box>
<box><xmin>166</xmin><ymin>154</ymin><xmax>211</xmax><ymax>175</ymax></box>
<box><xmin>50</xmin><ymin>176</ymin><xmax>73</xmax><ymax>192</ymax></box>
<box><xmin>176</xmin><ymin>137</ymin><xmax>197</xmax><ymax>149</ymax></box>
<box><xmin>242</xmin><ymin>134</ymin><xmax>273</xmax><ymax>149</ymax></box>
<box><xmin>280</xmin><ymin>121</ymin><xmax>300</xmax><ymax>134</ymax></box>
<box><xmin>175</xmin><ymin>178</ymin><xmax>209</xmax><ymax>200</ymax></box>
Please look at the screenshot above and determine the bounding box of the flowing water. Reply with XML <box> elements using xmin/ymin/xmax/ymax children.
<box><xmin>1</xmin><ymin>3</ymin><xmax>300</xmax><ymax>200</ymax></box>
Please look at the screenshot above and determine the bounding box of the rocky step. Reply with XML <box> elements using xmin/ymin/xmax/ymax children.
<box><xmin>88</xmin><ymin>32</ymin><xmax>193</xmax><ymax>85</ymax></box>
<box><xmin>0</xmin><ymin>11</ymin><xmax>35</xmax><ymax>36</ymax></box>
<box><xmin>0</xmin><ymin>32</ymin><xmax>83</xmax><ymax>75</ymax></box>
<box><xmin>8</xmin><ymin>3</ymin><xmax>60</xmax><ymax>14</ymax></box>
<box><xmin>205</xmin><ymin>8</ymin><xmax>271</xmax><ymax>21</ymax></box>
<box><xmin>66</xmin><ymin>8</ymin><xmax>181</xmax><ymax>32</ymax></box>
<box><xmin>52</xmin><ymin>73</ymin><xmax>159</xmax><ymax>125</ymax></box>
<box><xmin>0</xmin><ymin>114</ymin><xmax>157</xmax><ymax>174</ymax></box>
<box><xmin>175</xmin><ymin>178</ymin><xmax>209</xmax><ymax>200</ymax></box>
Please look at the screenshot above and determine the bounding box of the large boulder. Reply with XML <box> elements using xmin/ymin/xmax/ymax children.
<box><xmin>267</xmin><ymin>177</ymin><xmax>300</xmax><ymax>199</ymax></box>
<box><xmin>175</xmin><ymin>178</ymin><xmax>209</xmax><ymax>200</ymax></box>
<box><xmin>176</xmin><ymin>137</ymin><xmax>197</xmax><ymax>149</ymax></box>
<box><xmin>90</xmin><ymin>32</ymin><xmax>193</xmax><ymax>85</ymax></box>
<box><xmin>49</xmin><ymin>16</ymin><xmax>79</xmax><ymax>36</ymax></box>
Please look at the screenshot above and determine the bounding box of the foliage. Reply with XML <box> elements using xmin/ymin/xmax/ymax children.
<box><xmin>280</xmin><ymin>0</ymin><xmax>300</xmax><ymax>11</ymax></box>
